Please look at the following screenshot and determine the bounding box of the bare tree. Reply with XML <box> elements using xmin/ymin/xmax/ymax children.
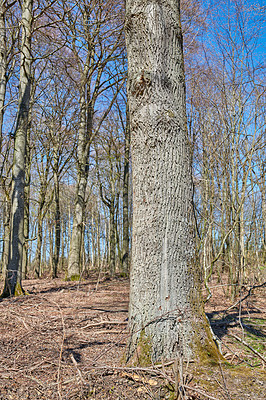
<box><xmin>125</xmin><ymin>0</ymin><xmax>219</xmax><ymax>362</ymax></box>
<box><xmin>1</xmin><ymin>0</ymin><xmax>33</xmax><ymax>297</ymax></box>
<box><xmin>66</xmin><ymin>0</ymin><xmax>125</xmax><ymax>279</ymax></box>
<box><xmin>190</xmin><ymin>0</ymin><xmax>266</xmax><ymax>298</ymax></box>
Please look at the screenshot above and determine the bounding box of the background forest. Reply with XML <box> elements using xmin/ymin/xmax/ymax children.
<box><xmin>0</xmin><ymin>0</ymin><xmax>265</xmax><ymax>299</ymax></box>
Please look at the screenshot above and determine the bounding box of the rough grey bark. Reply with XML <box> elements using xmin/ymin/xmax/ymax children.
<box><xmin>2</xmin><ymin>0</ymin><xmax>33</xmax><ymax>297</ymax></box>
<box><xmin>125</xmin><ymin>0</ymin><xmax>219</xmax><ymax>362</ymax></box>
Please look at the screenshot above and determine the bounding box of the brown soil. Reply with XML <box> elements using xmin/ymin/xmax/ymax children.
<box><xmin>0</xmin><ymin>275</ymin><xmax>265</xmax><ymax>399</ymax></box>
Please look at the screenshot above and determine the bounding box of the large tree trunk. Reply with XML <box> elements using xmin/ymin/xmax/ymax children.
<box><xmin>1</xmin><ymin>0</ymin><xmax>33</xmax><ymax>297</ymax></box>
<box><xmin>125</xmin><ymin>0</ymin><xmax>220</xmax><ymax>362</ymax></box>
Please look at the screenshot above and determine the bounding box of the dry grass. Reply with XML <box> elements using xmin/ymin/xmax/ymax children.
<box><xmin>0</xmin><ymin>274</ymin><xmax>265</xmax><ymax>399</ymax></box>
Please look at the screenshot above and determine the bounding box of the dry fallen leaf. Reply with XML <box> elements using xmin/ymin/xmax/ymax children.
<box><xmin>148</xmin><ymin>378</ymin><xmax>158</xmax><ymax>386</ymax></box>
<box><xmin>120</xmin><ymin>372</ymin><xmax>158</xmax><ymax>386</ymax></box>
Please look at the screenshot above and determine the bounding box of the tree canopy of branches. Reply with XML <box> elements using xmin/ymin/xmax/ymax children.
<box><xmin>0</xmin><ymin>0</ymin><xmax>264</xmax><ymax>326</ymax></box>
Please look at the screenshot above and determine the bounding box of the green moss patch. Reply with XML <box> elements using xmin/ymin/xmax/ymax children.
<box><xmin>193</xmin><ymin>313</ymin><xmax>224</xmax><ymax>366</ymax></box>
<box><xmin>133</xmin><ymin>329</ymin><xmax>153</xmax><ymax>367</ymax></box>
<box><xmin>66</xmin><ymin>274</ymin><xmax>81</xmax><ymax>282</ymax></box>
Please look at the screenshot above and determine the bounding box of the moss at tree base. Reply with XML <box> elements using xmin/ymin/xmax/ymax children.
<box><xmin>119</xmin><ymin>271</ymin><xmax>129</xmax><ymax>278</ymax></box>
<box><xmin>192</xmin><ymin>313</ymin><xmax>225</xmax><ymax>366</ymax></box>
<box><xmin>126</xmin><ymin>312</ymin><xmax>224</xmax><ymax>367</ymax></box>
<box><xmin>127</xmin><ymin>329</ymin><xmax>153</xmax><ymax>367</ymax></box>
<box><xmin>1</xmin><ymin>281</ymin><xmax>27</xmax><ymax>298</ymax></box>
<box><xmin>66</xmin><ymin>274</ymin><xmax>81</xmax><ymax>282</ymax></box>
<box><xmin>14</xmin><ymin>282</ymin><xmax>25</xmax><ymax>296</ymax></box>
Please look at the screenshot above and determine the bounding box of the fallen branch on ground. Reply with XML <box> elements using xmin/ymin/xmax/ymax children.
<box><xmin>226</xmin><ymin>282</ymin><xmax>266</xmax><ymax>312</ymax></box>
<box><xmin>228</xmin><ymin>333</ymin><xmax>266</xmax><ymax>365</ymax></box>
<box><xmin>85</xmin><ymin>364</ymin><xmax>220</xmax><ymax>400</ymax></box>
<box><xmin>80</xmin><ymin>320</ymin><xmax>128</xmax><ymax>329</ymax></box>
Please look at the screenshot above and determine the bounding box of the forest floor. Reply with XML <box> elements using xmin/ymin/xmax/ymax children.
<box><xmin>0</xmin><ymin>273</ymin><xmax>265</xmax><ymax>400</ymax></box>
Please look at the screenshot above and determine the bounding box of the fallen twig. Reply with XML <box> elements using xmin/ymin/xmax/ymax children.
<box><xmin>226</xmin><ymin>282</ymin><xmax>266</xmax><ymax>312</ymax></box>
<box><xmin>182</xmin><ymin>385</ymin><xmax>220</xmax><ymax>400</ymax></box>
<box><xmin>155</xmin><ymin>359</ymin><xmax>195</xmax><ymax>368</ymax></box>
<box><xmin>85</xmin><ymin>364</ymin><xmax>220</xmax><ymax>400</ymax></box>
<box><xmin>24</xmin><ymin>374</ymin><xmax>47</xmax><ymax>388</ymax></box>
<box><xmin>81</xmin><ymin>320</ymin><xmax>128</xmax><ymax>329</ymax></box>
<box><xmin>228</xmin><ymin>333</ymin><xmax>266</xmax><ymax>365</ymax></box>
<box><xmin>46</xmin><ymin>299</ymin><xmax>66</xmax><ymax>400</ymax></box>
<box><xmin>92</xmin><ymin>330</ymin><xmax>127</xmax><ymax>334</ymax></box>
<box><xmin>218</xmin><ymin>359</ymin><xmax>232</xmax><ymax>400</ymax></box>
<box><xmin>70</xmin><ymin>352</ymin><xmax>91</xmax><ymax>391</ymax></box>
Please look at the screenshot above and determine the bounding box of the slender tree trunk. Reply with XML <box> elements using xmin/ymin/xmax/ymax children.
<box><xmin>67</xmin><ymin>204</ymin><xmax>71</xmax><ymax>255</ymax></box>
<box><xmin>52</xmin><ymin>169</ymin><xmax>61</xmax><ymax>278</ymax></box>
<box><xmin>2</xmin><ymin>0</ymin><xmax>33</xmax><ymax>297</ymax></box>
<box><xmin>1</xmin><ymin>198</ymin><xmax>10</xmax><ymax>277</ymax></box>
<box><xmin>262</xmin><ymin>193</ymin><xmax>266</xmax><ymax>264</ymax></box>
<box><xmin>105</xmin><ymin>219</ymin><xmax>109</xmax><ymax>267</ymax></box>
<box><xmin>22</xmin><ymin>120</ymin><xmax>31</xmax><ymax>279</ymax></box>
<box><xmin>97</xmin><ymin>209</ymin><xmax>101</xmax><ymax>269</ymax></box>
<box><xmin>115</xmin><ymin>206</ymin><xmax>122</xmax><ymax>272</ymax></box>
<box><xmin>33</xmin><ymin>177</ymin><xmax>50</xmax><ymax>277</ymax></box>
<box><xmin>109</xmin><ymin>197</ymin><xmax>116</xmax><ymax>275</ymax></box>
<box><xmin>34</xmin><ymin>215</ymin><xmax>43</xmax><ymax>277</ymax></box>
<box><xmin>61</xmin><ymin>217</ymin><xmax>66</xmax><ymax>270</ymax></box>
<box><xmin>125</xmin><ymin>0</ymin><xmax>220</xmax><ymax>362</ymax></box>
<box><xmin>42</xmin><ymin>221</ymin><xmax>46</xmax><ymax>273</ymax></box>
<box><xmin>0</xmin><ymin>3</ymin><xmax>8</xmax><ymax>264</ymax></box>
<box><xmin>86</xmin><ymin>212</ymin><xmax>91</xmax><ymax>266</ymax></box>
<box><xmin>0</xmin><ymin>1</ymin><xmax>7</xmax><ymax>149</ymax></box>
<box><xmin>122</xmin><ymin>104</ymin><xmax>130</xmax><ymax>275</ymax></box>
<box><xmin>67</xmin><ymin>92</ymin><xmax>91</xmax><ymax>279</ymax></box>
<box><xmin>48</xmin><ymin>210</ymin><xmax>53</xmax><ymax>274</ymax></box>
<box><xmin>22</xmin><ymin>171</ymin><xmax>29</xmax><ymax>279</ymax></box>
<box><xmin>82</xmin><ymin>224</ymin><xmax>86</xmax><ymax>272</ymax></box>
<box><xmin>91</xmin><ymin>211</ymin><xmax>95</xmax><ymax>268</ymax></box>
<box><xmin>67</xmin><ymin>171</ymin><xmax>88</xmax><ymax>277</ymax></box>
